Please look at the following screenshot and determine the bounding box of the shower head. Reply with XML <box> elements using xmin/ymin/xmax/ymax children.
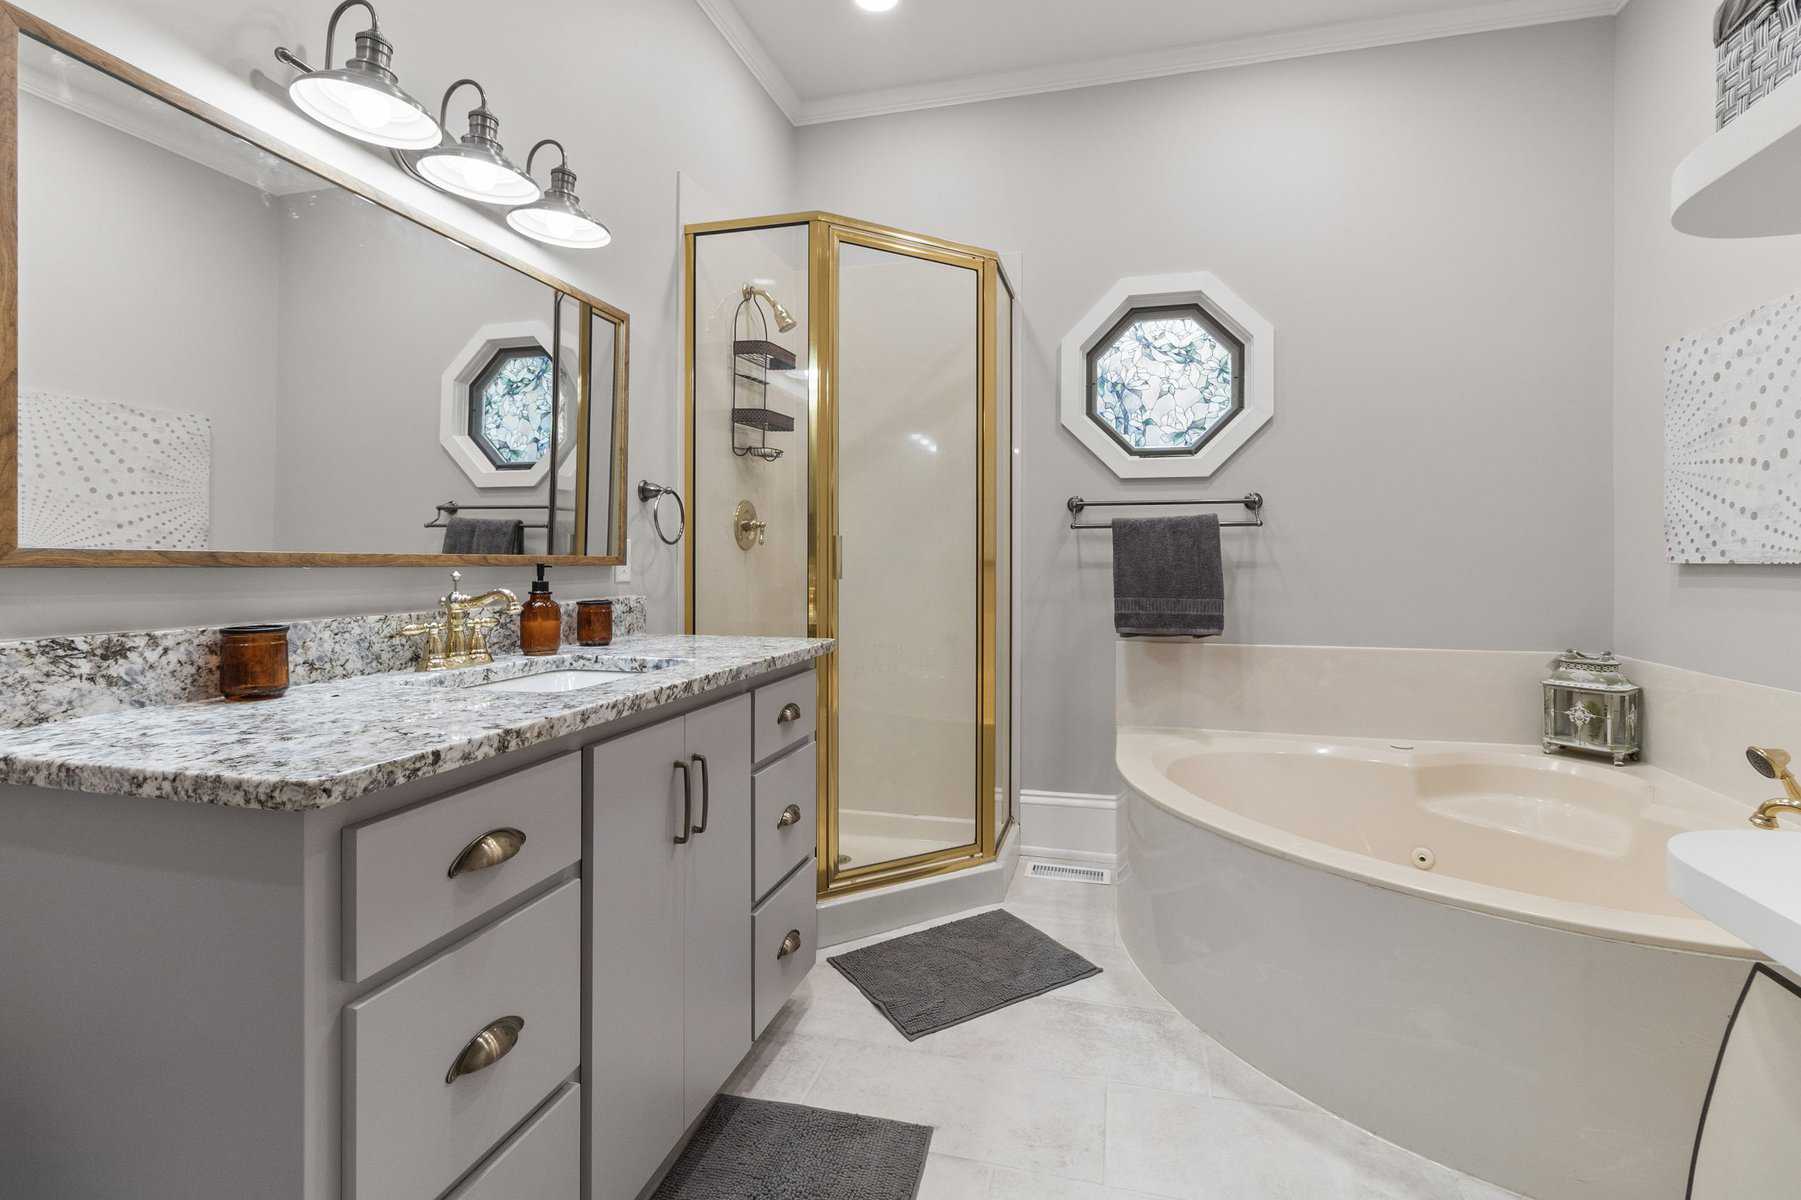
<box><xmin>743</xmin><ymin>284</ymin><xmax>798</xmax><ymax>334</ymax></box>
<box><xmin>1748</xmin><ymin>746</ymin><xmax>1793</xmax><ymax>780</ymax></box>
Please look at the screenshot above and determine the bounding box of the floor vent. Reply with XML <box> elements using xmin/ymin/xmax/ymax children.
<box><xmin>1027</xmin><ymin>862</ymin><xmax>1113</xmax><ymax>885</ymax></box>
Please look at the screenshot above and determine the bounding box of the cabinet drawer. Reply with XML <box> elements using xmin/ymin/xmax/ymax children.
<box><xmin>343</xmin><ymin>754</ymin><xmax>579</xmax><ymax>982</ymax></box>
<box><xmin>751</xmin><ymin>858</ymin><xmax>818</xmax><ymax>1039</ymax></box>
<box><xmin>446</xmin><ymin>1082</ymin><xmax>580</xmax><ymax>1200</ymax></box>
<box><xmin>346</xmin><ymin>880</ymin><xmax>580</xmax><ymax>1200</ymax></box>
<box><xmin>753</xmin><ymin>671</ymin><xmax>816</xmax><ymax>766</ymax></box>
<box><xmin>752</xmin><ymin>746</ymin><xmax>816</xmax><ymax>905</ymax></box>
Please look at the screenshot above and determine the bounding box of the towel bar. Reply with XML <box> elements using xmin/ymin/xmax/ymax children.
<box><xmin>1067</xmin><ymin>493</ymin><xmax>1264</xmax><ymax>529</ymax></box>
<box><xmin>423</xmin><ymin>501</ymin><xmax>550</xmax><ymax>530</ymax></box>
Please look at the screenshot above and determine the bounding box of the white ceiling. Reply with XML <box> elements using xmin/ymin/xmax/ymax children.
<box><xmin>696</xmin><ymin>0</ymin><xmax>1627</xmax><ymax>125</ymax></box>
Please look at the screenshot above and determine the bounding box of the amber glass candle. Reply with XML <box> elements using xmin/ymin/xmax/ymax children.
<box><xmin>576</xmin><ymin>600</ymin><xmax>614</xmax><ymax>647</ymax></box>
<box><xmin>219</xmin><ymin>625</ymin><xmax>290</xmax><ymax>701</ymax></box>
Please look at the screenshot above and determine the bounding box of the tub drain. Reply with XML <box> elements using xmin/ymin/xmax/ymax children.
<box><xmin>1411</xmin><ymin>846</ymin><xmax>1436</xmax><ymax>871</ymax></box>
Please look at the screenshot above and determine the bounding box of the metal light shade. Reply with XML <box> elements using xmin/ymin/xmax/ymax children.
<box><xmin>279</xmin><ymin>3</ymin><xmax>440</xmax><ymax>150</ymax></box>
<box><xmin>415</xmin><ymin>80</ymin><xmax>541</xmax><ymax>206</ymax></box>
<box><xmin>507</xmin><ymin>143</ymin><xmax>611</xmax><ymax>249</ymax></box>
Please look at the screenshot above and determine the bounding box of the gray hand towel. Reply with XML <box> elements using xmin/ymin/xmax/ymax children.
<box><xmin>441</xmin><ymin>515</ymin><xmax>525</xmax><ymax>554</ymax></box>
<box><xmin>1112</xmin><ymin>514</ymin><xmax>1223</xmax><ymax>637</ymax></box>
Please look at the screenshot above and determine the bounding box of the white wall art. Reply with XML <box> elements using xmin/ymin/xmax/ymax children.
<box><xmin>18</xmin><ymin>391</ymin><xmax>211</xmax><ymax>550</ymax></box>
<box><xmin>1664</xmin><ymin>291</ymin><xmax>1801</xmax><ymax>563</ymax></box>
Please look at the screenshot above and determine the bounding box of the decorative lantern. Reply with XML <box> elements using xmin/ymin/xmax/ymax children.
<box><xmin>1542</xmin><ymin>650</ymin><xmax>1642</xmax><ymax>765</ymax></box>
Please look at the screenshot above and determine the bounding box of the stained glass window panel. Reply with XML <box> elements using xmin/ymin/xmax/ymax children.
<box><xmin>1087</xmin><ymin>307</ymin><xmax>1242</xmax><ymax>455</ymax></box>
<box><xmin>470</xmin><ymin>348</ymin><xmax>554</xmax><ymax>468</ymax></box>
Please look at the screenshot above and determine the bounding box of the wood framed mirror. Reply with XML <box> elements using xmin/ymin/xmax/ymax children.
<box><xmin>0</xmin><ymin>4</ymin><xmax>630</xmax><ymax>567</ymax></box>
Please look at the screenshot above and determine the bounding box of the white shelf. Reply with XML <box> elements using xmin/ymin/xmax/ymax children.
<box><xmin>1672</xmin><ymin>70</ymin><xmax>1801</xmax><ymax>238</ymax></box>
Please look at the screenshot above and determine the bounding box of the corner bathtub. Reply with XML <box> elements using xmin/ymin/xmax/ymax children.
<box><xmin>1115</xmin><ymin>729</ymin><xmax>1757</xmax><ymax>1200</ymax></box>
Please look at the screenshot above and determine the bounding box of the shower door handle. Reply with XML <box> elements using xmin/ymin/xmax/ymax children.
<box><xmin>834</xmin><ymin>534</ymin><xmax>844</xmax><ymax>580</ymax></box>
<box><xmin>672</xmin><ymin>760</ymin><xmax>693</xmax><ymax>845</ymax></box>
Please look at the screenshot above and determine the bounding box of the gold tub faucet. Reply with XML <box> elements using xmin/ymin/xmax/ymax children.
<box><xmin>1746</xmin><ymin>746</ymin><xmax>1801</xmax><ymax>829</ymax></box>
<box><xmin>395</xmin><ymin>571</ymin><xmax>523</xmax><ymax>671</ymax></box>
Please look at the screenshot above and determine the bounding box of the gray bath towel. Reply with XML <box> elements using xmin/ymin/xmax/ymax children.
<box><xmin>441</xmin><ymin>515</ymin><xmax>524</xmax><ymax>554</ymax></box>
<box><xmin>1112</xmin><ymin>513</ymin><xmax>1223</xmax><ymax>637</ymax></box>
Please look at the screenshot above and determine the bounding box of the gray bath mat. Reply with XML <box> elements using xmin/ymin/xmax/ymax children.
<box><xmin>650</xmin><ymin>1095</ymin><xmax>932</xmax><ymax>1199</ymax></box>
<box><xmin>829</xmin><ymin>908</ymin><xmax>1101</xmax><ymax>1040</ymax></box>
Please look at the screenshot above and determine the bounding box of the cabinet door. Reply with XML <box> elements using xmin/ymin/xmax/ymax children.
<box><xmin>586</xmin><ymin>718</ymin><xmax>688</xmax><ymax>1200</ymax></box>
<box><xmin>680</xmin><ymin>693</ymin><xmax>754</xmax><ymax>1125</ymax></box>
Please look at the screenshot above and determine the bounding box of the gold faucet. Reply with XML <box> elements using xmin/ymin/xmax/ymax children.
<box><xmin>1746</xmin><ymin>746</ymin><xmax>1801</xmax><ymax>829</ymax></box>
<box><xmin>394</xmin><ymin>571</ymin><xmax>522</xmax><ymax>672</ymax></box>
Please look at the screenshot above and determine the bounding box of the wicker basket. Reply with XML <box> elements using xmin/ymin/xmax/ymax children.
<box><xmin>1716</xmin><ymin>0</ymin><xmax>1801</xmax><ymax>127</ymax></box>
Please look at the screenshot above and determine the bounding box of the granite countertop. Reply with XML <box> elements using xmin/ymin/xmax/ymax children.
<box><xmin>0</xmin><ymin>634</ymin><xmax>832</xmax><ymax>811</ymax></box>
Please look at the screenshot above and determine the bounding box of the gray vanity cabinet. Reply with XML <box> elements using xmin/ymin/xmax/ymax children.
<box><xmin>586</xmin><ymin>693</ymin><xmax>754</xmax><ymax>1200</ymax></box>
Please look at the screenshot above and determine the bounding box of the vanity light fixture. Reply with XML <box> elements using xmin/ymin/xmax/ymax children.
<box><xmin>855</xmin><ymin>0</ymin><xmax>901</xmax><ymax>11</ymax></box>
<box><xmin>507</xmin><ymin>140</ymin><xmax>613</xmax><ymax>249</ymax></box>
<box><xmin>413</xmin><ymin>79</ymin><xmax>542</xmax><ymax>206</ymax></box>
<box><xmin>274</xmin><ymin>1</ymin><xmax>442</xmax><ymax>150</ymax></box>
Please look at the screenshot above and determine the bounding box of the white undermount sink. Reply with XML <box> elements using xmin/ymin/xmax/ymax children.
<box><xmin>469</xmin><ymin>669</ymin><xmax>642</xmax><ymax>694</ymax></box>
<box><xmin>1668</xmin><ymin>830</ymin><xmax>1801</xmax><ymax>970</ymax></box>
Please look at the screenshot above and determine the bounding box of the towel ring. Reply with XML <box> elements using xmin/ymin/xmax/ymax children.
<box><xmin>638</xmin><ymin>481</ymin><xmax>686</xmax><ymax>546</ymax></box>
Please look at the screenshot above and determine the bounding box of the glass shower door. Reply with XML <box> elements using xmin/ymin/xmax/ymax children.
<box><xmin>829</xmin><ymin>231</ymin><xmax>984</xmax><ymax>877</ymax></box>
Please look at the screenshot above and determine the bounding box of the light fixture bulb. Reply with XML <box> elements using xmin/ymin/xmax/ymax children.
<box><xmin>417</xmin><ymin>147</ymin><xmax>541</xmax><ymax>204</ymax></box>
<box><xmin>288</xmin><ymin>72</ymin><xmax>440</xmax><ymax>149</ymax></box>
<box><xmin>855</xmin><ymin>0</ymin><xmax>900</xmax><ymax>10</ymax></box>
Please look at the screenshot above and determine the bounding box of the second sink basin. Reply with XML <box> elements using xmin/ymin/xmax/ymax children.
<box><xmin>470</xmin><ymin>669</ymin><xmax>641</xmax><ymax>694</ymax></box>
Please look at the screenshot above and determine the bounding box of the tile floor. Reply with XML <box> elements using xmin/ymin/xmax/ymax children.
<box><xmin>724</xmin><ymin>861</ymin><xmax>1528</xmax><ymax>1200</ymax></box>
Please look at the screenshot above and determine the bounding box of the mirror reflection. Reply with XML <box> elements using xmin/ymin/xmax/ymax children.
<box><xmin>14</xmin><ymin>35</ymin><xmax>624</xmax><ymax>559</ymax></box>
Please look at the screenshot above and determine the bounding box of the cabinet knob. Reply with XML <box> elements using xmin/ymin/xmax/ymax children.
<box><xmin>445</xmin><ymin>1015</ymin><xmax>524</xmax><ymax>1084</ymax></box>
<box><xmin>778</xmin><ymin>929</ymin><xmax>803</xmax><ymax>960</ymax></box>
<box><xmin>777</xmin><ymin>804</ymin><xmax>803</xmax><ymax>829</ymax></box>
<box><xmin>777</xmin><ymin>702</ymin><xmax>803</xmax><ymax>726</ymax></box>
<box><xmin>447</xmin><ymin>828</ymin><xmax>527</xmax><ymax>878</ymax></box>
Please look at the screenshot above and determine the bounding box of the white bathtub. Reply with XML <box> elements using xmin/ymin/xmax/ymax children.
<box><xmin>1116</xmin><ymin>728</ymin><xmax>1758</xmax><ymax>1200</ymax></box>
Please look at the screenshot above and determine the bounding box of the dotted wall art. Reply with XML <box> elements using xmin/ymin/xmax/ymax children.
<box><xmin>18</xmin><ymin>390</ymin><xmax>212</xmax><ymax>550</ymax></box>
<box><xmin>1664</xmin><ymin>293</ymin><xmax>1801</xmax><ymax>564</ymax></box>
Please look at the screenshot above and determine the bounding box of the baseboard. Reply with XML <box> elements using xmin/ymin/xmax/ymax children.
<box><xmin>1020</xmin><ymin>789</ymin><xmax>1122</xmax><ymax>869</ymax></box>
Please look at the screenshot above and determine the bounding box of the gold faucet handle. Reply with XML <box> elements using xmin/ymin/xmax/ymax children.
<box><xmin>394</xmin><ymin>621</ymin><xmax>449</xmax><ymax>672</ymax></box>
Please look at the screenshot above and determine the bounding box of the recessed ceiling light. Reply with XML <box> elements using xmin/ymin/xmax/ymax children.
<box><xmin>855</xmin><ymin>0</ymin><xmax>900</xmax><ymax>12</ymax></box>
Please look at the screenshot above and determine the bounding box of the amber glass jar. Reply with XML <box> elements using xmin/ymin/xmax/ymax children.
<box><xmin>219</xmin><ymin>625</ymin><xmax>290</xmax><ymax>701</ymax></box>
<box><xmin>577</xmin><ymin>599</ymin><xmax>614</xmax><ymax>647</ymax></box>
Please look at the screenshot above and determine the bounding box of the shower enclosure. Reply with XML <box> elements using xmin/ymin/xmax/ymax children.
<box><xmin>684</xmin><ymin>213</ymin><xmax>1016</xmax><ymax>896</ymax></box>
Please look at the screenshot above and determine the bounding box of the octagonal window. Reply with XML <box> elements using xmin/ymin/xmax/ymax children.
<box><xmin>1087</xmin><ymin>304</ymin><xmax>1244</xmax><ymax>457</ymax></box>
<box><xmin>468</xmin><ymin>346</ymin><xmax>554</xmax><ymax>470</ymax></box>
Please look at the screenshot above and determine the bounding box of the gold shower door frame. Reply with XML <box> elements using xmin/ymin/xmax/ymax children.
<box><xmin>682</xmin><ymin>212</ymin><xmax>1013</xmax><ymax>898</ymax></box>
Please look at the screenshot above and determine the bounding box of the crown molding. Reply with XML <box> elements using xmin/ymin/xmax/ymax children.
<box><xmin>699</xmin><ymin>0</ymin><xmax>1630</xmax><ymax>128</ymax></box>
<box><xmin>693</xmin><ymin>0</ymin><xmax>803</xmax><ymax>123</ymax></box>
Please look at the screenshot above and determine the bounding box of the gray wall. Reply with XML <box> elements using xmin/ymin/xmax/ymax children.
<box><xmin>1612</xmin><ymin>0</ymin><xmax>1801</xmax><ymax>692</ymax></box>
<box><xmin>1</xmin><ymin>0</ymin><xmax>796</xmax><ymax>636</ymax></box>
<box><xmin>18</xmin><ymin>92</ymin><xmax>283</xmax><ymax>551</ymax></box>
<box><xmin>272</xmin><ymin>188</ymin><xmax>554</xmax><ymax>556</ymax></box>
<box><xmin>796</xmin><ymin>22</ymin><xmax>1618</xmax><ymax>793</ymax></box>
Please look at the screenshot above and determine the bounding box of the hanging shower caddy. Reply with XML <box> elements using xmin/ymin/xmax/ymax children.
<box><xmin>731</xmin><ymin>286</ymin><xmax>796</xmax><ymax>462</ymax></box>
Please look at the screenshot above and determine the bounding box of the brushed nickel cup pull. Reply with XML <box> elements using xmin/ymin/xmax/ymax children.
<box><xmin>448</xmin><ymin>828</ymin><xmax>527</xmax><ymax>878</ymax></box>
<box><xmin>777</xmin><ymin>702</ymin><xmax>803</xmax><ymax>725</ymax></box>
<box><xmin>777</xmin><ymin>803</ymin><xmax>802</xmax><ymax>829</ymax></box>
<box><xmin>445</xmin><ymin>1015</ymin><xmax>524</xmax><ymax>1084</ymax></box>
<box><xmin>777</xmin><ymin>929</ymin><xmax>803</xmax><ymax>959</ymax></box>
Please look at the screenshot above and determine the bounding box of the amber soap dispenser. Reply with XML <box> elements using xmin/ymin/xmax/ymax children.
<box><xmin>519</xmin><ymin>565</ymin><xmax>562</xmax><ymax>656</ymax></box>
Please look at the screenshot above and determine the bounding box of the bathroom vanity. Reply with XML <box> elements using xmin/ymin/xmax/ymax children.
<box><xmin>0</xmin><ymin>633</ymin><xmax>831</xmax><ymax>1200</ymax></box>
